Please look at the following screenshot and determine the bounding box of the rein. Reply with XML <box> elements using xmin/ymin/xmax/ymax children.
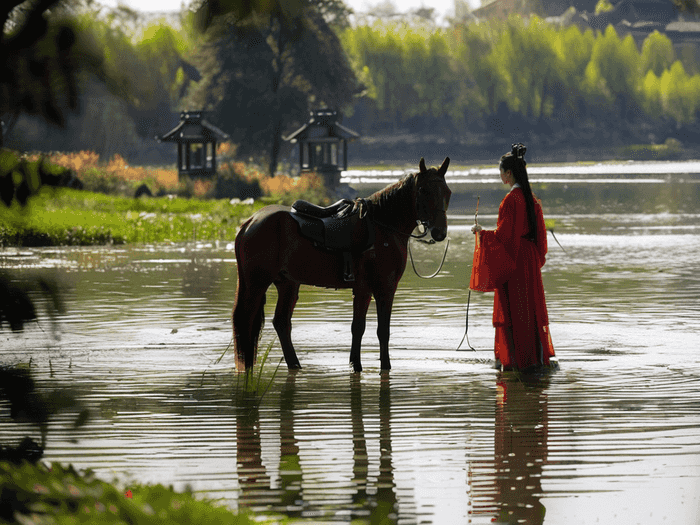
<box><xmin>408</xmin><ymin>236</ymin><xmax>450</xmax><ymax>279</ymax></box>
<box><xmin>365</xmin><ymin>171</ymin><xmax>450</xmax><ymax>279</ymax></box>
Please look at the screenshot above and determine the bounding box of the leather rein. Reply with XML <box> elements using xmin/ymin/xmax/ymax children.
<box><xmin>360</xmin><ymin>176</ymin><xmax>451</xmax><ymax>279</ymax></box>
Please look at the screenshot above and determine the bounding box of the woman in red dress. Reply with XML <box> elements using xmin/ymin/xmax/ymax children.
<box><xmin>471</xmin><ymin>144</ymin><xmax>556</xmax><ymax>372</ymax></box>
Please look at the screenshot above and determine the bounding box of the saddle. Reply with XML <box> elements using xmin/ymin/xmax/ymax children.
<box><xmin>290</xmin><ymin>199</ymin><xmax>374</xmax><ymax>281</ymax></box>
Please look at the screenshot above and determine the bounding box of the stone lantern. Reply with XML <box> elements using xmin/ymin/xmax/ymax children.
<box><xmin>284</xmin><ymin>109</ymin><xmax>360</xmax><ymax>188</ymax></box>
<box><xmin>157</xmin><ymin>110</ymin><xmax>229</xmax><ymax>180</ymax></box>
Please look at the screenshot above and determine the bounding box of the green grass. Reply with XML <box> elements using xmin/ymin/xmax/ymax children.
<box><xmin>0</xmin><ymin>188</ymin><xmax>264</xmax><ymax>247</ymax></box>
<box><xmin>0</xmin><ymin>461</ymin><xmax>261</xmax><ymax>524</ymax></box>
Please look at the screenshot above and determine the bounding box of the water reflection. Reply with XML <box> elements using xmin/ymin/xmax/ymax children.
<box><xmin>493</xmin><ymin>377</ymin><xmax>548</xmax><ymax>524</ymax></box>
<box><xmin>233</xmin><ymin>373</ymin><xmax>399</xmax><ymax>521</ymax></box>
<box><xmin>2</xmin><ymin>198</ymin><xmax>700</xmax><ymax>524</ymax></box>
<box><xmin>279</xmin><ymin>371</ymin><xmax>303</xmax><ymax>515</ymax></box>
<box><xmin>181</xmin><ymin>256</ymin><xmax>222</xmax><ymax>297</ymax></box>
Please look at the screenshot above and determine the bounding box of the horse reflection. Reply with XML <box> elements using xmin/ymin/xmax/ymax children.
<box><xmin>234</xmin><ymin>373</ymin><xmax>399</xmax><ymax>521</ymax></box>
<box><xmin>279</xmin><ymin>371</ymin><xmax>304</xmax><ymax>516</ymax></box>
<box><xmin>350</xmin><ymin>375</ymin><xmax>398</xmax><ymax>521</ymax></box>
<box><xmin>234</xmin><ymin>373</ymin><xmax>304</xmax><ymax>514</ymax></box>
<box><xmin>234</xmin><ymin>405</ymin><xmax>271</xmax><ymax>508</ymax></box>
<box><xmin>469</xmin><ymin>376</ymin><xmax>549</xmax><ymax>524</ymax></box>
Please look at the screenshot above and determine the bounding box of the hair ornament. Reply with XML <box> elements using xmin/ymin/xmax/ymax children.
<box><xmin>511</xmin><ymin>143</ymin><xmax>527</xmax><ymax>165</ymax></box>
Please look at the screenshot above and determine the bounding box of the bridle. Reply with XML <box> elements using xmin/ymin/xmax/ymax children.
<box><xmin>409</xmin><ymin>176</ymin><xmax>451</xmax><ymax>278</ymax></box>
<box><xmin>415</xmin><ymin>176</ymin><xmax>450</xmax><ymax>242</ymax></box>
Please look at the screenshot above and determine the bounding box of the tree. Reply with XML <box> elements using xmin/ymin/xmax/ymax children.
<box><xmin>640</xmin><ymin>30</ymin><xmax>675</xmax><ymax>77</ymax></box>
<box><xmin>185</xmin><ymin>0</ymin><xmax>360</xmax><ymax>177</ymax></box>
<box><xmin>0</xmin><ymin>1</ymin><xmax>102</xmax><ymax>148</ymax></box>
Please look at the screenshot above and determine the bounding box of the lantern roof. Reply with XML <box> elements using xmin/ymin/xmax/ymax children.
<box><xmin>157</xmin><ymin>111</ymin><xmax>229</xmax><ymax>143</ymax></box>
<box><xmin>284</xmin><ymin>109</ymin><xmax>360</xmax><ymax>144</ymax></box>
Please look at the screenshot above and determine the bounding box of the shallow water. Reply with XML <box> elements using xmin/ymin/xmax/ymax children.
<box><xmin>2</xmin><ymin>199</ymin><xmax>700</xmax><ymax>523</ymax></box>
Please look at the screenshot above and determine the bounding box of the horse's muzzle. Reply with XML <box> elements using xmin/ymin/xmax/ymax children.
<box><xmin>431</xmin><ymin>227</ymin><xmax>447</xmax><ymax>242</ymax></box>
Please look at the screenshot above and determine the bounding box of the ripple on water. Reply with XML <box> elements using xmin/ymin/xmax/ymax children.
<box><xmin>1</xmin><ymin>226</ymin><xmax>700</xmax><ymax>524</ymax></box>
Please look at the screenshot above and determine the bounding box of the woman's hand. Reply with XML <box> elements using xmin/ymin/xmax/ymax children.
<box><xmin>471</xmin><ymin>224</ymin><xmax>482</xmax><ymax>234</ymax></box>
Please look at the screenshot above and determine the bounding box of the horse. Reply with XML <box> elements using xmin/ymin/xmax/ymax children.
<box><xmin>232</xmin><ymin>157</ymin><xmax>451</xmax><ymax>373</ymax></box>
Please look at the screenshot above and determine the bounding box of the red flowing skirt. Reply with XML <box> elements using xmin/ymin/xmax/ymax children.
<box><xmin>492</xmin><ymin>238</ymin><xmax>555</xmax><ymax>370</ymax></box>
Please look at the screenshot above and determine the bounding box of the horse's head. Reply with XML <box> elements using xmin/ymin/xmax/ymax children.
<box><xmin>416</xmin><ymin>157</ymin><xmax>452</xmax><ymax>242</ymax></box>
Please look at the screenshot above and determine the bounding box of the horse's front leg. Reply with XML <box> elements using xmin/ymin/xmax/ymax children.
<box><xmin>375</xmin><ymin>293</ymin><xmax>396</xmax><ymax>372</ymax></box>
<box><xmin>350</xmin><ymin>291</ymin><xmax>372</xmax><ymax>373</ymax></box>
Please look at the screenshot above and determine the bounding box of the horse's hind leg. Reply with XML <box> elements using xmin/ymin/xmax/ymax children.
<box><xmin>273</xmin><ymin>280</ymin><xmax>302</xmax><ymax>369</ymax></box>
<box><xmin>233</xmin><ymin>279</ymin><xmax>268</xmax><ymax>371</ymax></box>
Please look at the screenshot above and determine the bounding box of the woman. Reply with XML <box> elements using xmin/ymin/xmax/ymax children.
<box><xmin>471</xmin><ymin>144</ymin><xmax>556</xmax><ymax>372</ymax></box>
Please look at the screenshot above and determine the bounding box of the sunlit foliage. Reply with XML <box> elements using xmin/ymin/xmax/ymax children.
<box><xmin>341</xmin><ymin>17</ymin><xmax>700</xmax><ymax>132</ymax></box>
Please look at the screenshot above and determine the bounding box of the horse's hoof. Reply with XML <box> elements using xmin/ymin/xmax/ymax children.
<box><xmin>287</xmin><ymin>363</ymin><xmax>302</xmax><ymax>370</ymax></box>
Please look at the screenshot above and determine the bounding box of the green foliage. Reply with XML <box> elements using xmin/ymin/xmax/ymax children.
<box><xmin>0</xmin><ymin>188</ymin><xmax>261</xmax><ymax>247</ymax></box>
<box><xmin>594</xmin><ymin>0</ymin><xmax>615</xmax><ymax>13</ymax></box>
<box><xmin>0</xmin><ymin>461</ymin><xmax>258</xmax><ymax>524</ymax></box>
<box><xmin>74</xmin><ymin>11</ymin><xmax>195</xmax><ymax>142</ymax></box>
<box><xmin>619</xmin><ymin>137</ymin><xmax>684</xmax><ymax>160</ymax></box>
<box><xmin>0</xmin><ymin>149</ymin><xmax>78</xmax><ymax>207</ymax></box>
<box><xmin>184</xmin><ymin>0</ymin><xmax>360</xmax><ymax>177</ymax></box>
<box><xmin>342</xmin><ymin>17</ymin><xmax>700</xmax><ymax>134</ymax></box>
<box><xmin>0</xmin><ymin>1</ymin><xmax>102</xmax><ymax>142</ymax></box>
<box><xmin>640</xmin><ymin>31</ymin><xmax>675</xmax><ymax>77</ymax></box>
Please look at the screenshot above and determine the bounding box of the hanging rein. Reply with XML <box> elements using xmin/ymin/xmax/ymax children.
<box><xmin>360</xmin><ymin>175</ymin><xmax>451</xmax><ymax>280</ymax></box>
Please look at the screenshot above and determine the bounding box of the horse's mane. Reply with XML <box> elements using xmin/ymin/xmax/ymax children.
<box><xmin>365</xmin><ymin>171</ymin><xmax>417</xmax><ymax>226</ymax></box>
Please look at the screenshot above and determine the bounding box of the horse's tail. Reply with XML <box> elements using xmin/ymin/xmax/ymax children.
<box><xmin>232</xmin><ymin>218</ymin><xmax>265</xmax><ymax>371</ymax></box>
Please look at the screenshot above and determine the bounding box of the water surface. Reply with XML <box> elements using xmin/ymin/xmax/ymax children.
<box><xmin>2</xmin><ymin>182</ymin><xmax>700</xmax><ymax>524</ymax></box>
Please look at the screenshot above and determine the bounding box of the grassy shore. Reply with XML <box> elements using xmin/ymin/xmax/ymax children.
<box><xmin>0</xmin><ymin>188</ymin><xmax>263</xmax><ymax>247</ymax></box>
<box><xmin>0</xmin><ymin>461</ymin><xmax>259</xmax><ymax>524</ymax></box>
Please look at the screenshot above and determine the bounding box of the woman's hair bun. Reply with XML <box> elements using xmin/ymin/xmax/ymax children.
<box><xmin>511</xmin><ymin>143</ymin><xmax>526</xmax><ymax>159</ymax></box>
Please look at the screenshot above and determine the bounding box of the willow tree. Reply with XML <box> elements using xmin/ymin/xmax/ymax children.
<box><xmin>185</xmin><ymin>0</ymin><xmax>361</xmax><ymax>177</ymax></box>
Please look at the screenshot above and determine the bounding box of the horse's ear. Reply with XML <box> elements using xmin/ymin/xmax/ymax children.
<box><xmin>438</xmin><ymin>157</ymin><xmax>450</xmax><ymax>177</ymax></box>
<box><xmin>419</xmin><ymin>158</ymin><xmax>427</xmax><ymax>173</ymax></box>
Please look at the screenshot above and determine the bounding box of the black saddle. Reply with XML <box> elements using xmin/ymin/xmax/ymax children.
<box><xmin>291</xmin><ymin>199</ymin><xmax>355</xmax><ymax>219</ymax></box>
<box><xmin>290</xmin><ymin>199</ymin><xmax>374</xmax><ymax>281</ymax></box>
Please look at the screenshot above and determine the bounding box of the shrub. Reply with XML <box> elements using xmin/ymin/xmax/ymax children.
<box><xmin>260</xmin><ymin>172</ymin><xmax>332</xmax><ymax>205</ymax></box>
<box><xmin>214</xmin><ymin>161</ymin><xmax>263</xmax><ymax>200</ymax></box>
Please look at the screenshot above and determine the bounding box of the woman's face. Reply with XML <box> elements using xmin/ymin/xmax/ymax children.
<box><xmin>500</xmin><ymin>167</ymin><xmax>512</xmax><ymax>186</ymax></box>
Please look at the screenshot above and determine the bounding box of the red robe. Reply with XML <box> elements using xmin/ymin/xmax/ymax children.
<box><xmin>470</xmin><ymin>187</ymin><xmax>555</xmax><ymax>370</ymax></box>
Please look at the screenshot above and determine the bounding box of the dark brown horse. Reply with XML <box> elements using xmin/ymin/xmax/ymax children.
<box><xmin>232</xmin><ymin>157</ymin><xmax>451</xmax><ymax>372</ymax></box>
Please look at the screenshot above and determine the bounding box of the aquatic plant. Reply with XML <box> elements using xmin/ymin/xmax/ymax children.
<box><xmin>218</xmin><ymin>339</ymin><xmax>283</xmax><ymax>406</ymax></box>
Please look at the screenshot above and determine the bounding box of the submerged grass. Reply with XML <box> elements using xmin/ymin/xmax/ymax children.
<box><xmin>233</xmin><ymin>339</ymin><xmax>283</xmax><ymax>407</ymax></box>
<box><xmin>0</xmin><ymin>188</ymin><xmax>264</xmax><ymax>247</ymax></box>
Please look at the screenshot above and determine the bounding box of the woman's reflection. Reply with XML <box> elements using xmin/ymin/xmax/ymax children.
<box><xmin>492</xmin><ymin>376</ymin><xmax>549</xmax><ymax>524</ymax></box>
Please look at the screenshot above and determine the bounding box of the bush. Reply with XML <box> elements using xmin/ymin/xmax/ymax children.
<box><xmin>214</xmin><ymin>161</ymin><xmax>263</xmax><ymax>200</ymax></box>
<box><xmin>619</xmin><ymin>137</ymin><xmax>684</xmax><ymax>160</ymax></box>
<box><xmin>0</xmin><ymin>461</ymin><xmax>258</xmax><ymax>524</ymax></box>
<box><xmin>260</xmin><ymin>172</ymin><xmax>333</xmax><ymax>205</ymax></box>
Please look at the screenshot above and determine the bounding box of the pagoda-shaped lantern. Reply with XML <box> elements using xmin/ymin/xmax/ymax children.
<box><xmin>284</xmin><ymin>109</ymin><xmax>360</xmax><ymax>188</ymax></box>
<box><xmin>157</xmin><ymin>110</ymin><xmax>229</xmax><ymax>180</ymax></box>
